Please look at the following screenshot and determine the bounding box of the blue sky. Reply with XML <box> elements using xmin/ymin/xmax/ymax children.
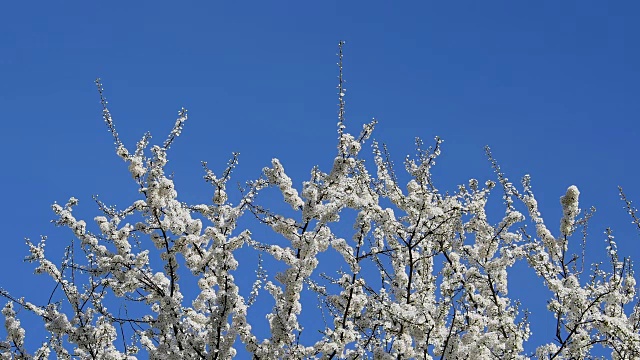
<box><xmin>1</xmin><ymin>1</ymin><xmax>639</xmax><ymax>356</ymax></box>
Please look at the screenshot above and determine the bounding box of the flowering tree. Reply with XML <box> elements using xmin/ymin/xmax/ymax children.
<box><xmin>2</xmin><ymin>43</ymin><xmax>639</xmax><ymax>359</ymax></box>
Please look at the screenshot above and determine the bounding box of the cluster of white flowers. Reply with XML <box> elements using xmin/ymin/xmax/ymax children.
<box><xmin>2</xmin><ymin>77</ymin><xmax>639</xmax><ymax>359</ymax></box>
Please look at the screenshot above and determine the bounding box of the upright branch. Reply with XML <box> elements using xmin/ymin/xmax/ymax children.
<box><xmin>337</xmin><ymin>40</ymin><xmax>347</xmax><ymax>157</ymax></box>
<box><xmin>163</xmin><ymin>108</ymin><xmax>188</xmax><ymax>151</ymax></box>
<box><xmin>620</xmin><ymin>186</ymin><xmax>640</xmax><ymax>233</ymax></box>
<box><xmin>95</xmin><ymin>78</ymin><xmax>122</xmax><ymax>149</ymax></box>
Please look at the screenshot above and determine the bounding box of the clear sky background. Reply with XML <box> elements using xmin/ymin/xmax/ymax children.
<box><xmin>1</xmin><ymin>1</ymin><xmax>639</xmax><ymax>356</ymax></box>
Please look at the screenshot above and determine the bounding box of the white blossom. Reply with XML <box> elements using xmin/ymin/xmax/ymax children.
<box><xmin>1</xmin><ymin>59</ymin><xmax>638</xmax><ymax>360</ymax></box>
